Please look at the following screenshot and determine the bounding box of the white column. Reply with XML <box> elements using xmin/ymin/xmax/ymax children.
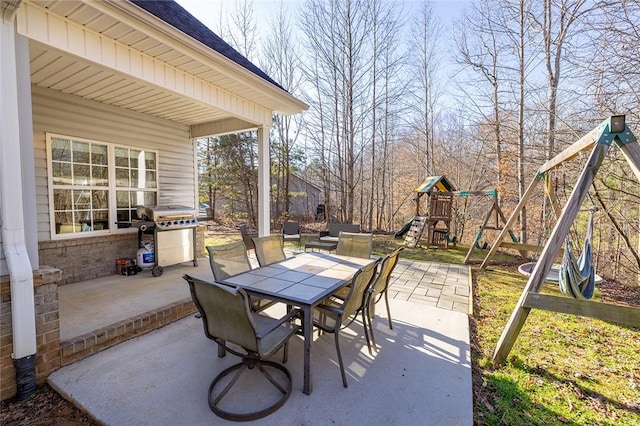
<box><xmin>16</xmin><ymin>33</ymin><xmax>38</xmax><ymax>268</ymax></box>
<box><xmin>1</xmin><ymin>5</ymin><xmax>37</xmax><ymax>358</ymax></box>
<box><xmin>257</xmin><ymin>125</ymin><xmax>271</xmax><ymax>236</ymax></box>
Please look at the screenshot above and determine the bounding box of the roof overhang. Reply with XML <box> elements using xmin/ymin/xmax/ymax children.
<box><xmin>17</xmin><ymin>0</ymin><xmax>308</xmax><ymax>134</ymax></box>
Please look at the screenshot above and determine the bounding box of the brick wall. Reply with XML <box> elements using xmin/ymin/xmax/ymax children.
<box><xmin>39</xmin><ymin>226</ymin><xmax>205</xmax><ymax>285</ymax></box>
<box><xmin>1</xmin><ymin>268</ymin><xmax>62</xmax><ymax>401</ymax></box>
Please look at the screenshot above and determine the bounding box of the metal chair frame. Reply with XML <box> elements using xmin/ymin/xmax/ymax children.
<box><xmin>312</xmin><ymin>259</ymin><xmax>380</xmax><ymax>388</ymax></box>
<box><xmin>363</xmin><ymin>247</ymin><xmax>404</xmax><ymax>354</ymax></box>
<box><xmin>185</xmin><ymin>274</ymin><xmax>301</xmax><ymax>421</ymax></box>
<box><xmin>252</xmin><ymin>235</ymin><xmax>287</xmax><ymax>267</ymax></box>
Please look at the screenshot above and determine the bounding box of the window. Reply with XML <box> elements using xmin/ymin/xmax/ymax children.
<box><xmin>114</xmin><ymin>147</ymin><xmax>157</xmax><ymax>226</ymax></box>
<box><xmin>47</xmin><ymin>134</ymin><xmax>158</xmax><ymax>237</ymax></box>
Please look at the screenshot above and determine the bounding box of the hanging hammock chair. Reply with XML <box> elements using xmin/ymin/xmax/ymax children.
<box><xmin>558</xmin><ymin>209</ymin><xmax>597</xmax><ymax>300</ymax></box>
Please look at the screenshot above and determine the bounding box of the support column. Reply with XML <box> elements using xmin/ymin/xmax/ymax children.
<box><xmin>257</xmin><ymin>125</ymin><xmax>271</xmax><ymax>236</ymax></box>
<box><xmin>1</xmin><ymin>1</ymin><xmax>38</xmax><ymax>400</ymax></box>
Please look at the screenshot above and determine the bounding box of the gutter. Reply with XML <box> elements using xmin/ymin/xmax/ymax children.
<box><xmin>1</xmin><ymin>0</ymin><xmax>38</xmax><ymax>400</ymax></box>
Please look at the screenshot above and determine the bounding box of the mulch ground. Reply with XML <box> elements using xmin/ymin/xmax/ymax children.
<box><xmin>0</xmin><ymin>383</ymin><xmax>97</xmax><ymax>425</ymax></box>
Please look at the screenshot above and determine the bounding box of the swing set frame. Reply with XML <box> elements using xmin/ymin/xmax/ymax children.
<box><xmin>486</xmin><ymin>115</ymin><xmax>640</xmax><ymax>364</ymax></box>
<box><xmin>436</xmin><ymin>190</ymin><xmax>523</xmax><ymax>264</ymax></box>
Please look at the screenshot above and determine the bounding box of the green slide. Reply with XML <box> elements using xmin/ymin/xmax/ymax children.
<box><xmin>395</xmin><ymin>217</ymin><xmax>414</xmax><ymax>238</ymax></box>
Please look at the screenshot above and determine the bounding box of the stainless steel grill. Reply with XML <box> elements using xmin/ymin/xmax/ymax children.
<box><xmin>134</xmin><ymin>205</ymin><xmax>199</xmax><ymax>276</ymax></box>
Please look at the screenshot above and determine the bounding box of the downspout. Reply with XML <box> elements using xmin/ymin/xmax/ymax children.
<box><xmin>1</xmin><ymin>0</ymin><xmax>38</xmax><ymax>400</ymax></box>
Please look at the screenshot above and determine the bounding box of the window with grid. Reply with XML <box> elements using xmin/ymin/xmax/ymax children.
<box><xmin>115</xmin><ymin>146</ymin><xmax>157</xmax><ymax>226</ymax></box>
<box><xmin>47</xmin><ymin>134</ymin><xmax>158</xmax><ymax>237</ymax></box>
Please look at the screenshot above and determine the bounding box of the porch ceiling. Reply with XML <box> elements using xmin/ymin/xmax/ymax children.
<box><xmin>29</xmin><ymin>40</ymin><xmax>232</xmax><ymax>126</ymax></box>
<box><xmin>23</xmin><ymin>0</ymin><xmax>306</xmax><ymax>130</ymax></box>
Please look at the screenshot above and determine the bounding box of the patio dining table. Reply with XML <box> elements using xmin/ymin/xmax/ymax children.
<box><xmin>220</xmin><ymin>252</ymin><xmax>376</xmax><ymax>395</ymax></box>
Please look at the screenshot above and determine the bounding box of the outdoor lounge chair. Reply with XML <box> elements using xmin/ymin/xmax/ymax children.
<box><xmin>313</xmin><ymin>258</ymin><xmax>380</xmax><ymax>388</ymax></box>
<box><xmin>252</xmin><ymin>235</ymin><xmax>287</xmax><ymax>267</ymax></box>
<box><xmin>239</xmin><ymin>224</ymin><xmax>256</xmax><ymax>251</ymax></box>
<box><xmin>336</xmin><ymin>232</ymin><xmax>373</xmax><ymax>259</ymax></box>
<box><xmin>282</xmin><ymin>221</ymin><xmax>301</xmax><ymax>247</ymax></box>
<box><xmin>184</xmin><ymin>274</ymin><xmax>301</xmax><ymax>421</ymax></box>
<box><xmin>206</xmin><ymin>242</ymin><xmax>274</xmax><ymax>312</ymax></box>
<box><xmin>319</xmin><ymin>223</ymin><xmax>361</xmax><ymax>243</ymax></box>
<box><xmin>363</xmin><ymin>247</ymin><xmax>404</xmax><ymax>354</ymax></box>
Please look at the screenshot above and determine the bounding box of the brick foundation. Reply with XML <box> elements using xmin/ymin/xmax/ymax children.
<box><xmin>38</xmin><ymin>226</ymin><xmax>205</xmax><ymax>285</ymax></box>
<box><xmin>1</xmin><ymin>268</ymin><xmax>63</xmax><ymax>401</ymax></box>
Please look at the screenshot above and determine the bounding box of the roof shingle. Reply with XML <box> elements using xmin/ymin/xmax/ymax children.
<box><xmin>129</xmin><ymin>0</ymin><xmax>285</xmax><ymax>91</ymax></box>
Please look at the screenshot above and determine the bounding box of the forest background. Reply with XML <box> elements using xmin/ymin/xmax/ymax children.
<box><xmin>180</xmin><ymin>0</ymin><xmax>639</xmax><ymax>286</ymax></box>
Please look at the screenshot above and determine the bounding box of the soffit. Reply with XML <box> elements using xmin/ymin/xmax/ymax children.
<box><xmin>23</xmin><ymin>0</ymin><xmax>305</xmax><ymax>128</ymax></box>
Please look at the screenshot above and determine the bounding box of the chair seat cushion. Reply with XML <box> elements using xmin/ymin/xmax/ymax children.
<box><xmin>319</xmin><ymin>236</ymin><xmax>339</xmax><ymax>243</ymax></box>
<box><xmin>283</xmin><ymin>233</ymin><xmax>300</xmax><ymax>240</ymax></box>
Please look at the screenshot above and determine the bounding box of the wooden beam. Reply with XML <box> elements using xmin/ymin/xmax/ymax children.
<box><xmin>544</xmin><ymin>175</ymin><xmax>563</xmax><ymax>219</ymax></box>
<box><xmin>494</xmin><ymin>200</ymin><xmax>527</xmax><ymax>258</ymax></box>
<box><xmin>523</xmin><ymin>293</ymin><xmax>640</xmax><ymax>328</ymax></box>
<box><xmin>480</xmin><ymin>177</ymin><xmax>541</xmax><ymax>269</ymax></box>
<box><xmin>440</xmin><ymin>190</ymin><xmax>497</xmax><ymax>197</ymax></box>
<box><xmin>464</xmin><ymin>199</ymin><xmax>499</xmax><ymax>264</ymax></box>
<box><xmin>493</xmin><ymin>142</ymin><xmax>610</xmax><ymax>364</ymax></box>
<box><xmin>497</xmin><ymin>242</ymin><xmax>564</xmax><ymax>259</ymax></box>
<box><xmin>539</xmin><ymin>119</ymin><xmax>609</xmax><ymax>173</ymax></box>
<box><xmin>498</xmin><ymin>241</ymin><xmax>544</xmax><ymax>252</ymax></box>
<box><xmin>618</xmin><ymin>140</ymin><xmax>640</xmax><ymax>182</ymax></box>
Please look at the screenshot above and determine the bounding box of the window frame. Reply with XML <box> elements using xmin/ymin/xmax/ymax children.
<box><xmin>46</xmin><ymin>133</ymin><xmax>159</xmax><ymax>240</ymax></box>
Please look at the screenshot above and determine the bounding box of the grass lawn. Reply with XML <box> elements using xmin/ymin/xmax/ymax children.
<box><xmin>204</xmin><ymin>231</ymin><xmax>640</xmax><ymax>425</ymax></box>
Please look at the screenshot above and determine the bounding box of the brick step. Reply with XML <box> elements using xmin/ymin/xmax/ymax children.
<box><xmin>61</xmin><ymin>298</ymin><xmax>197</xmax><ymax>366</ymax></box>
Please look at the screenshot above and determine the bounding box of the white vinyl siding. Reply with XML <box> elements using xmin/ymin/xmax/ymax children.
<box><xmin>0</xmin><ymin>242</ymin><xmax>5</xmax><ymax>277</ymax></box>
<box><xmin>32</xmin><ymin>86</ymin><xmax>195</xmax><ymax>242</ymax></box>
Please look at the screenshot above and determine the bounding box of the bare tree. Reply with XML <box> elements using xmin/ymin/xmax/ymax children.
<box><xmin>300</xmin><ymin>0</ymin><xmax>373</xmax><ymax>224</ymax></box>
<box><xmin>226</xmin><ymin>0</ymin><xmax>258</xmax><ymax>61</ymax></box>
<box><xmin>261</xmin><ymin>1</ymin><xmax>305</xmax><ymax>220</ymax></box>
<box><xmin>408</xmin><ymin>0</ymin><xmax>442</xmax><ymax>177</ymax></box>
<box><xmin>456</xmin><ymin>0</ymin><xmax>510</xmax><ymax>199</ymax></box>
<box><xmin>529</xmin><ymin>0</ymin><xmax>596</xmax><ymax>159</ymax></box>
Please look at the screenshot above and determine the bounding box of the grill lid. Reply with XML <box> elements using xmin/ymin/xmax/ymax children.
<box><xmin>137</xmin><ymin>205</ymin><xmax>196</xmax><ymax>221</ymax></box>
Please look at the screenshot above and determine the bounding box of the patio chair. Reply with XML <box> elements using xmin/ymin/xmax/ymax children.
<box><xmin>336</xmin><ymin>232</ymin><xmax>373</xmax><ymax>259</ymax></box>
<box><xmin>184</xmin><ymin>274</ymin><xmax>301</xmax><ymax>421</ymax></box>
<box><xmin>206</xmin><ymin>242</ymin><xmax>274</xmax><ymax>312</ymax></box>
<box><xmin>282</xmin><ymin>221</ymin><xmax>301</xmax><ymax>247</ymax></box>
<box><xmin>239</xmin><ymin>224</ymin><xmax>256</xmax><ymax>251</ymax></box>
<box><xmin>313</xmin><ymin>258</ymin><xmax>381</xmax><ymax>388</ymax></box>
<box><xmin>252</xmin><ymin>235</ymin><xmax>286</xmax><ymax>267</ymax></box>
<box><xmin>363</xmin><ymin>247</ymin><xmax>404</xmax><ymax>354</ymax></box>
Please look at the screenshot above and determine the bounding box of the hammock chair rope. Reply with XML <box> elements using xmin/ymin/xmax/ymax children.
<box><xmin>558</xmin><ymin>209</ymin><xmax>596</xmax><ymax>299</ymax></box>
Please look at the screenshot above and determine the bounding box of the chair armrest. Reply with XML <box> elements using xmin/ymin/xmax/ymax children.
<box><xmin>315</xmin><ymin>303</ymin><xmax>343</xmax><ymax>315</ymax></box>
<box><xmin>256</xmin><ymin>308</ymin><xmax>302</xmax><ymax>339</ymax></box>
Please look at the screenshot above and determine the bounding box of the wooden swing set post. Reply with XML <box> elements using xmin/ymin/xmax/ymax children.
<box><xmin>479</xmin><ymin>177</ymin><xmax>542</xmax><ymax>269</ymax></box>
<box><xmin>463</xmin><ymin>197</ymin><xmax>514</xmax><ymax>264</ymax></box>
<box><xmin>431</xmin><ymin>190</ymin><xmax>517</xmax><ymax>263</ymax></box>
<box><xmin>493</xmin><ymin>141</ymin><xmax>609</xmax><ymax>364</ymax></box>
<box><xmin>492</xmin><ymin>115</ymin><xmax>640</xmax><ymax>364</ymax></box>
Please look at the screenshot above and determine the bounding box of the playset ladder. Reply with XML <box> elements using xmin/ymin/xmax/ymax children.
<box><xmin>404</xmin><ymin>215</ymin><xmax>427</xmax><ymax>248</ymax></box>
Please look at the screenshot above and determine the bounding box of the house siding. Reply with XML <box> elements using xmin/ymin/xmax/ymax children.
<box><xmin>29</xmin><ymin>86</ymin><xmax>205</xmax><ymax>284</ymax></box>
<box><xmin>0</xmin><ymin>246</ymin><xmax>5</xmax><ymax>278</ymax></box>
<box><xmin>31</xmin><ymin>85</ymin><xmax>196</xmax><ymax>242</ymax></box>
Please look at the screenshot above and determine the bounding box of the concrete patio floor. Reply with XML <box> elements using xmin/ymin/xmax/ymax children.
<box><xmin>51</xmin><ymin>249</ymin><xmax>473</xmax><ymax>424</ymax></box>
